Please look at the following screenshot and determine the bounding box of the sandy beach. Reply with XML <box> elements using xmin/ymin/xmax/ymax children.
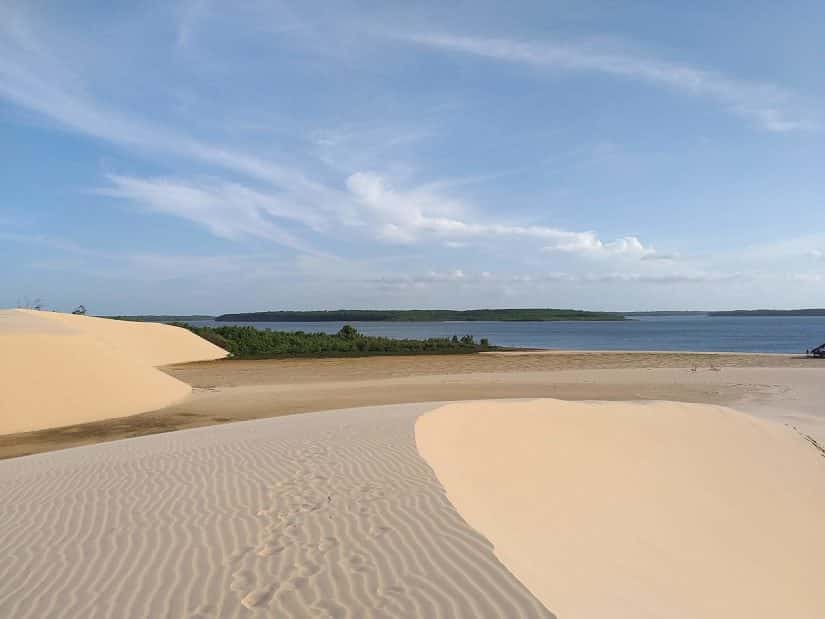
<box><xmin>2</xmin><ymin>313</ymin><xmax>824</xmax><ymax>617</ymax></box>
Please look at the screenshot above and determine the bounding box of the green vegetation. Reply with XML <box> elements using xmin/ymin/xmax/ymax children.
<box><xmin>176</xmin><ymin>323</ymin><xmax>494</xmax><ymax>358</ymax></box>
<box><xmin>216</xmin><ymin>308</ymin><xmax>624</xmax><ymax>322</ymax></box>
<box><xmin>709</xmin><ymin>309</ymin><xmax>825</xmax><ymax>317</ymax></box>
<box><xmin>106</xmin><ymin>315</ymin><xmax>215</xmax><ymax>322</ymax></box>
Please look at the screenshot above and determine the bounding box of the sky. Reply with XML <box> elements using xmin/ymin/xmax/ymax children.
<box><xmin>2</xmin><ymin>1</ymin><xmax>824</xmax><ymax>314</ymax></box>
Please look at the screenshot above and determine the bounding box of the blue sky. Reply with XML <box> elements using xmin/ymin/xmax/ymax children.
<box><xmin>2</xmin><ymin>1</ymin><xmax>824</xmax><ymax>313</ymax></box>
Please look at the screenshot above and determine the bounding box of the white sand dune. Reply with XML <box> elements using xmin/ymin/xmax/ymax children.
<box><xmin>0</xmin><ymin>310</ymin><xmax>227</xmax><ymax>434</ymax></box>
<box><xmin>0</xmin><ymin>403</ymin><xmax>552</xmax><ymax>618</ymax></box>
<box><xmin>416</xmin><ymin>399</ymin><xmax>825</xmax><ymax>619</ymax></box>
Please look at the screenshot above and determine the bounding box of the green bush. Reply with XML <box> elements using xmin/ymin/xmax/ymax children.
<box><xmin>178</xmin><ymin>323</ymin><xmax>495</xmax><ymax>359</ymax></box>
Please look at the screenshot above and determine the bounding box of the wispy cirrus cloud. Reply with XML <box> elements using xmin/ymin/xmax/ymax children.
<box><xmin>98</xmin><ymin>170</ymin><xmax>657</xmax><ymax>260</ymax></box>
<box><xmin>402</xmin><ymin>33</ymin><xmax>817</xmax><ymax>132</ymax></box>
<box><xmin>346</xmin><ymin>172</ymin><xmax>654</xmax><ymax>257</ymax></box>
<box><xmin>98</xmin><ymin>175</ymin><xmax>325</xmax><ymax>254</ymax></box>
<box><xmin>3</xmin><ymin>11</ymin><xmax>655</xmax><ymax>262</ymax></box>
<box><xmin>0</xmin><ymin>7</ymin><xmax>334</xmax><ymax>197</ymax></box>
<box><xmin>4</xmin><ymin>5</ymin><xmax>667</xmax><ymax>286</ymax></box>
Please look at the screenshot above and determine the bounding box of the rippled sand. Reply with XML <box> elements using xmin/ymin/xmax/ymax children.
<box><xmin>0</xmin><ymin>403</ymin><xmax>552</xmax><ymax>618</ymax></box>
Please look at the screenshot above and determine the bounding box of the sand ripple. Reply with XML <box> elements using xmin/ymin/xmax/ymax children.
<box><xmin>0</xmin><ymin>403</ymin><xmax>552</xmax><ymax>618</ymax></box>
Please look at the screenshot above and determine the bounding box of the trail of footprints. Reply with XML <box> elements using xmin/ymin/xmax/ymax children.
<box><xmin>229</xmin><ymin>434</ymin><xmax>411</xmax><ymax>616</ymax></box>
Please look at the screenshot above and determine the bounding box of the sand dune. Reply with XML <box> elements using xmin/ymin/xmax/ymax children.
<box><xmin>416</xmin><ymin>399</ymin><xmax>825</xmax><ymax>618</ymax></box>
<box><xmin>25</xmin><ymin>310</ymin><xmax>227</xmax><ymax>366</ymax></box>
<box><xmin>0</xmin><ymin>310</ymin><xmax>226</xmax><ymax>434</ymax></box>
<box><xmin>0</xmin><ymin>403</ymin><xmax>551</xmax><ymax>618</ymax></box>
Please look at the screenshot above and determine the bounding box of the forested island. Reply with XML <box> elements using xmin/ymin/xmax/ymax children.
<box><xmin>108</xmin><ymin>315</ymin><xmax>215</xmax><ymax>322</ymax></box>
<box><xmin>177</xmin><ymin>323</ymin><xmax>494</xmax><ymax>358</ymax></box>
<box><xmin>623</xmin><ymin>311</ymin><xmax>708</xmax><ymax>317</ymax></box>
<box><xmin>709</xmin><ymin>309</ymin><xmax>825</xmax><ymax>317</ymax></box>
<box><xmin>216</xmin><ymin>308</ymin><xmax>625</xmax><ymax>322</ymax></box>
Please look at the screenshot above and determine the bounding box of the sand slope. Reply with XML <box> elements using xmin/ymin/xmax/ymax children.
<box><xmin>416</xmin><ymin>399</ymin><xmax>825</xmax><ymax>619</ymax></box>
<box><xmin>26</xmin><ymin>310</ymin><xmax>227</xmax><ymax>366</ymax></box>
<box><xmin>0</xmin><ymin>310</ymin><xmax>226</xmax><ymax>434</ymax></box>
<box><xmin>0</xmin><ymin>403</ymin><xmax>551</xmax><ymax>618</ymax></box>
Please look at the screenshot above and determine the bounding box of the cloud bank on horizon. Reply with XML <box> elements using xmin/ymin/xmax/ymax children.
<box><xmin>1</xmin><ymin>1</ymin><xmax>824</xmax><ymax>313</ymax></box>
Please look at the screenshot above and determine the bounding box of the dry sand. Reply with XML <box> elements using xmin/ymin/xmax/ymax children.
<box><xmin>0</xmin><ymin>403</ymin><xmax>551</xmax><ymax>618</ymax></box>
<box><xmin>416</xmin><ymin>399</ymin><xmax>825</xmax><ymax>619</ymax></box>
<box><xmin>0</xmin><ymin>310</ymin><xmax>226</xmax><ymax>434</ymax></box>
<box><xmin>2</xmin><ymin>320</ymin><xmax>824</xmax><ymax>617</ymax></box>
<box><xmin>3</xmin><ymin>348</ymin><xmax>823</xmax><ymax>459</ymax></box>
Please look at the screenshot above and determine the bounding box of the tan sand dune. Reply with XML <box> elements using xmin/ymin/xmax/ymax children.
<box><xmin>416</xmin><ymin>399</ymin><xmax>825</xmax><ymax>619</ymax></box>
<box><xmin>24</xmin><ymin>309</ymin><xmax>227</xmax><ymax>366</ymax></box>
<box><xmin>0</xmin><ymin>310</ymin><xmax>226</xmax><ymax>434</ymax></box>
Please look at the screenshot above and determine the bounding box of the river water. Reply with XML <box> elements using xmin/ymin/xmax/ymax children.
<box><xmin>188</xmin><ymin>315</ymin><xmax>825</xmax><ymax>354</ymax></box>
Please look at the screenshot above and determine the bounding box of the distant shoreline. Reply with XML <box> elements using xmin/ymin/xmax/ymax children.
<box><xmin>102</xmin><ymin>309</ymin><xmax>825</xmax><ymax>323</ymax></box>
<box><xmin>708</xmin><ymin>309</ymin><xmax>825</xmax><ymax>317</ymax></box>
<box><xmin>214</xmin><ymin>309</ymin><xmax>626</xmax><ymax>322</ymax></box>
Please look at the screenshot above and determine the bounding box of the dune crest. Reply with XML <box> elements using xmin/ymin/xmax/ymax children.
<box><xmin>0</xmin><ymin>310</ymin><xmax>227</xmax><ymax>434</ymax></box>
<box><xmin>416</xmin><ymin>399</ymin><xmax>825</xmax><ymax>619</ymax></box>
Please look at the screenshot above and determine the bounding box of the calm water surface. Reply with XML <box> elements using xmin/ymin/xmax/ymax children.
<box><xmin>189</xmin><ymin>315</ymin><xmax>825</xmax><ymax>354</ymax></box>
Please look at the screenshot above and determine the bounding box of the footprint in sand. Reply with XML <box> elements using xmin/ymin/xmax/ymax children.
<box><xmin>229</xmin><ymin>569</ymin><xmax>255</xmax><ymax>593</ymax></box>
<box><xmin>187</xmin><ymin>604</ymin><xmax>216</xmax><ymax>618</ymax></box>
<box><xmin>296</xmin><ymin>560</ymin><xmax>322</xmax><ymax>578</ymax></box>
<box><xmin>317</xmin><ymin>536</ymin><xmax>339</xmax><ymax>552</ymax></box>
<box><xmin>287</xmin><ymin>575</ymin><xmax>309</xmax><ymax>590</ymax></box>
<box><xmin>342</xmin><ymin>553</ymin><xmax>370</xmax><ymax>573</ymax></box>
<box><xmin>256</xmin><ymin>543</ymin><xmax>285</xmax><ymax>557</ymax></box>
<box><xmin>377</xmin><ymin>584</ymin><xmax>404</xmax><ymax>597</ymax></box>
<box><xmin>241</xmin><ymin>585</ymin><xmax>277</xmax><ymax>609</ymax></box>
<box><xmin>312</xmin><ymin>600</ymin><xmax>347</xmax><ymax>618</ymax></box>
<box><xmin>369</xmin><ymin>524</ymin><xmax>391</xmax><ymax>537</ymax></box>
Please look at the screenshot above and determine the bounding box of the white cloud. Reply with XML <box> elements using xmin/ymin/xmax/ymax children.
<box><xmin>403</xmin><ymin>33</ymin><xmax>817</xmax><ymax>132</ymax></box>
<box><xmin>585</xmin><ymin>271</ymin><xmax>743</xmax><ymax>284</ymax></box>
<box><xmin>371</xmin><ymin>268</ymin><xmax>742</xmax><ymax>291</ymax></box>
<box><xmin>542</xmin><ymin>234</ymin><xmax>653</xmax><ymax>258</ymax></box>
<box><xmin>346</xmin><ymin>172</ymin><xmax>654</xmax><ymax>257</ymax></box>
<box><xmin>99</xmin><ymin>175</ymin><xmax>322</xmax><ymax>254</ymax></box>
<box><xmin>375</xmin><ymin>269</ymin><xmax>468</xmax><ymax>288</ymax></box>
<box><xmin>3</xmin><ymin>9</ymin><xmax>660</xmax><ymax>276</ymax></box>
<box><xmin>641</xmin><ymin>252</ymin><xmax>680</xmax><ymax>261</ymax></box>
<box><xmin>95</xmin><ymin>169</ymin><xmax>652</xmax><ymax>263</ymax></box>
